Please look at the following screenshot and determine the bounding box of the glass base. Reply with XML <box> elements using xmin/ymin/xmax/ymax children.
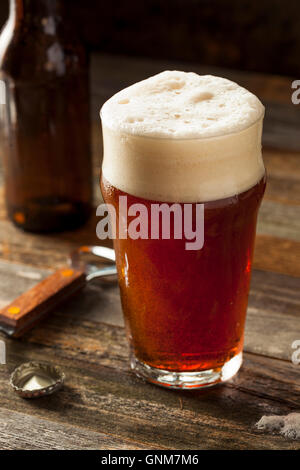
<box><xmin>131</xmin><ymin>352</ymin><xmax>243</xmax><ymax>389</ymax></box>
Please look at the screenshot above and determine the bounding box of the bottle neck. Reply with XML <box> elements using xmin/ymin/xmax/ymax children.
<box><xmin>9</xmin><ymin>0</ymin><xmax>63</xmax><ymax>26</ymax></box>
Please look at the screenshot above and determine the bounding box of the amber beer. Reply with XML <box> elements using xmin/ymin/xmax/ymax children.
<box><xmin>100</xmin><ymin>71</ymin><xmax>266</xmax><ymax>388</ymax></box>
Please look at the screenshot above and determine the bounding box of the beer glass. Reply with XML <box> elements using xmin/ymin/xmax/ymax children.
<box><xmin>100</xmin><ymin>71</ymin><xmax>266</xmax><ymax>389</ymax></box>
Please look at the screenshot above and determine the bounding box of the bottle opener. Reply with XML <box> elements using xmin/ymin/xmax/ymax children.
<box><xmin>0</xmin><ymin>246</ymin><xmax>117</xmax><ymax>337</ymax></box>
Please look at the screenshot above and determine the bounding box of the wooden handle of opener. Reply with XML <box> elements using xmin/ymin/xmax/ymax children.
<box><xmin>0</xmin><ymin>267</ymin><xmax>86</xmax><ymax>337</ymax></box>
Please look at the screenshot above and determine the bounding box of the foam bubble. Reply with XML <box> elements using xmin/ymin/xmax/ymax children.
<box><xmin>101</xmin><ymin>71</ymin><xmax>264</xmax><ymax>139</ymax></box>
<box><xmin>100</xmin><ymin>71</ymin><xmax>265</xmax><ymax>202</ymax></box>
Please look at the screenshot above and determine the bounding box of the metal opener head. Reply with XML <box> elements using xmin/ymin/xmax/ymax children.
<box><xmin>69</xmin><ymin>245</ymin><xmax>117</xmax><ymax>281</ymax></box>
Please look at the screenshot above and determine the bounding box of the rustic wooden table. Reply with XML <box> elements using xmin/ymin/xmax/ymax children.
<box><xmin>0</xmin><ymin>54</ymin><xmax>299</xmax><ymax>450</ymax></box>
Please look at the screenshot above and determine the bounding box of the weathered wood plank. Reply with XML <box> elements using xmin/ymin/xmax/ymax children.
<box><xmin>263</xmin><ymin>149</ymin><xmax>300</xmax><ymax>180</ymax></box>
<box><xmin>245</xmin><ymin>307</ymin><xmax>299</xmax><ymax>362</ymax></box>
<box><xmin>265</xmin><ymin>175</ymin><xmax>300</xmax><ymax>206</ymax></box>
<box><xmin>253</xmin><ymin>235</ymin><xmax>300</xmax><ymax>278</ymax></box>
<box><xmin>0</xmin><ymin>320</ymin><xmax>298</xmax><ymax>450</ymax></box>
<box><xmin>0</xmin><ymin>217</ymin><xmax>102</xmax><ymax>270</ymax></box>
<box><xmin>246</xmin><ymin>270</ymin><xmax>300</xmax><ymax>361</ymax></box>
<box><xmin>0</xmin><ymin>409</ymin><xmax>151</xmax><ymax>450</ymax></box>
<box><xmin>257</xmin><ymin>200</ymin><xmax>300</xmax><ymax>242</ymax></box>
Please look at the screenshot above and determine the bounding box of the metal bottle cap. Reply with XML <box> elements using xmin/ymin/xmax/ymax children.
<box><xmin>10</xmin><ymin>361</ymin><xmax>65</xmax><ymax>398</ymax></box>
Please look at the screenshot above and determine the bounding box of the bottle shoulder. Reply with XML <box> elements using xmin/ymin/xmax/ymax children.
<box><xmin>0</xmin><ymin>21</ymin><xmax>88</xmax><ymax>81</ymax></box>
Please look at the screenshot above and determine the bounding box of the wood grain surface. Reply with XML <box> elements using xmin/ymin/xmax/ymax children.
<box><xmin>0</xmin><ymin>53</ymin><xmax>299</xmax><ymax>450</ymax></box>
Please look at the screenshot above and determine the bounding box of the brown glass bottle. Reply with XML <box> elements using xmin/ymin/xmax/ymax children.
<box><xmin>0</xmin><ymin>0</ymin><xmax>93</xmax><ymax>232</ymax></box>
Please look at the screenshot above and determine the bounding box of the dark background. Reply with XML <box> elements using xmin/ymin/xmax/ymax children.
<box><xmin>0</xmin><ymin>0</ymin><xmax>299</xmax><ymax>77</ymax></box>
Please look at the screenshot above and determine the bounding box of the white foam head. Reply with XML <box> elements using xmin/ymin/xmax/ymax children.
<box><xmin>101</xmin><ymin>71</ymin><xmax>265</xmax><ymax>202</ymax></box>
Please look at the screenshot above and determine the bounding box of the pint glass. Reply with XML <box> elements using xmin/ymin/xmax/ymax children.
<box><xmin>100</xmin><ymin>71</ymin><xmax>266</xmax><ymax>389</ymax></box>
